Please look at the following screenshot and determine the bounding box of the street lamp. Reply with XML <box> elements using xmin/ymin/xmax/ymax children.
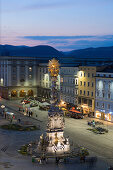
<box><xmin>1</xmin><ymin>105</ymin><xmax>5</xmax><ymax>109</ymax></box>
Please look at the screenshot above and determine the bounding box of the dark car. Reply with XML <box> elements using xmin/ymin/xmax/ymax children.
<box><xmin>71</xmin><ymin>113</ymin><xmax>84</xmax><ymax>119</ymax></box>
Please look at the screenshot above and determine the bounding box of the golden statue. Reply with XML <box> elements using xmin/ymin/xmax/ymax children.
<box><xmin>48</xmin><ymin>58</ymin><xmax>60</xmax><ymax>77</ymax></box>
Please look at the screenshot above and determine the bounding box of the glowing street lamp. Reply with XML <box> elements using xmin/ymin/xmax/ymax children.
<box><xmin>1</xmin><ymin>105</ymin><xmax>5</xmax><ymax>109</ymax></box>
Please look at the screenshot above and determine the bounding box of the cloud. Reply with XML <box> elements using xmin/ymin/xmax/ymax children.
<box><xmin>21</xmin><ymin>35</ymin><xmax>113</xmax><ymax>51</ymax></box>
<box><xmin>3</xmin><ymin>0</ymin><xmax>76</xmax><ymax>13</ymax></box>
<box><xmin>2</xmin><ymin>35</ymin><xmax>113</xmax><ymax>51</ymax></box>
<box><xmin>22</xmin><ymin>35</ymin><xmax>95</xmax><ymax>40</ymax></box>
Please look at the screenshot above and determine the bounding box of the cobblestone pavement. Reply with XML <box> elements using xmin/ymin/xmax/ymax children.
<box><xmin>0</xmin><ymin>98</ymin><xmax>113</xmax><ymax>169</ymax></box>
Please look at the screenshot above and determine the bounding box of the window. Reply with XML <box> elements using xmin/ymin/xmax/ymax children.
<box><xmin>88</xmin><ymin>82</ymin><xmax>90</xmax><ymax>87</ymax></box>
<box><xmin>88</xmin><ymin>73</ymin><xmax>90</xmax><ymax>77</ymax></box>
<box><xmin>61</xmin><ymin>78</ymin><xmax>63</xmax><ymax>82</ymax></box>
<box><xmin>75</xmin><ymin>89</ymin><xmax>78</xmax><ymax>95</ymax></box>
<box><xmin>102</xmin><ymin>103</ymin><xmax>104</xmax><ymax>108</ymax></box>
<box><xmin>46</xmin><ymin>83</ymin><xmax>48</xmax><ymax>88</ymax></box>
<box><xmin>80</xmin><ymin>81</ymin><xmax>82</xmax><ymax>86</ymax></box>
<box><xmin>21</xmin><ymin>66</ymin><xmax>25</xmax><ymax>72</ymax></box>
<box><xmin>108</xmin><ymin>83</ymin><xmax>110</xmax><ymax>90</ymax></box>
<box><xmin>97</xmin><ymin>102</ymin><xmax>98</xmax><ymax>107</ymax></box>
<box><xmin>91</xmin><ymin>92</ymin><xmax>93</xmax><ymax>97</ymax></box>
<box><xmin>92</xmin><ymin>82</ymin><xmax>94</xmax><ymax>87</ymax></box>
<box><xmin>84</xmin><ymin>90</ymin><xmax>86</xmax><ymax>95</ymax></box>
<box><xmin>80</xmin><ymin>72</ymin><xmax>82</xmax><ymax>77</ymax></box>
<box><xmin>29</xmin><ymin>75</ymin><xmax>32</xmax><ymax>79</ymax></box>
<box><xmin>84</xmin><ymin>82</ymin><xmax>86</xmax><ymax>87</ymax></box>
<box><xmin>87</xmin><ymin>91</ymin><xmax>89</xmax><ymax>96</ymax></box>
<box><xmin>75</xmin><ymin>79</ymin><xmax>78</xmax><ymax>85</ymax></box>
<box><xmin>103</xmin><ymin>81</ymin><xmax>105</xmax><ymax>89</ymax></box>
<box><xmin>98</xmin><ymin>74</ymin><xmax>100</xmax><ymax>77</ymax></box>
<box><xmin>108</xmin><ymin>93</ymin><xmax>110</xmax><ymax>99</ymax></box>
<box><xmin>29</xmin><ymin>67</ymin><xmax>32</xmax><ymax>71</ymax></box>
<box><xmin>103</xmin><ymin>93</ymin><xmax>104</xmax><ymax>98</ymax></box>
<box><xmin>80</xmin><ymin>90</ymin><xmax>82</xmax><ymax>95</ymax></box>
<box><xmin>103</xmin><ymin>74</ymin><xmax>106</xmax><ymax>77</ymax></box>
<box><xmin>92</xmin><ymin>73</ymin><xmax>94</xmax><ymax>77</ymax></box>
<box><xmin>108</xmin><ymin>104</ymin><xmax>110</xmax><ymax>109</ymax></box>
<box><xmin>109</xmin><ymin>75</ymin><xmax>111</xmax><ymax>78</ymax></box>
<box><xmin>84</xmin><ymin>73</ymin><xmax>85</xmax><ymax>77</ymax></box>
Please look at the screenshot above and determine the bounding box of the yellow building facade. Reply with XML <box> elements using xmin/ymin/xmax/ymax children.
<box><xmin>78</xmin><ymin>66</ymin><xmax>96</xmax><ymax>115</ymax></box>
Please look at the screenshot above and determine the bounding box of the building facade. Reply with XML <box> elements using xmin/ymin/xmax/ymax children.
<box><xmin>60</xmin><ymin>67</ymin><xmax>78</xmax><ymax>105</ymax></box>
<box><xmin>37</xmin><ymin>63</ymin><xmax>60</xmax><ymax>100</ymax></box>
<box><xmin>95</xmin><ymin>71</ymin><xmax>113</xmax><ymax>122</ymax></box>
<box><xmin>0</xmin><ymin>56</ymin><xmax>38</xmax><ymax>99</ymax></box>
<box><xmin>78</xmin><ymin>66</ymin><xmax>96</xmax><ymax>114</ymax></box>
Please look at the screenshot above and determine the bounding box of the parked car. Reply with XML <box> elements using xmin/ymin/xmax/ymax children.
<box><xmin>39</xmin><ymin>105</ymin><xmax>50</xmax><ymax>111</ymax></box>
<box><xmin>6</xmin><ymin>112</ymin><xmax>15</xmax><ymax>120</ymax></box>
<box><xmin>30</xmin><ymin>102</ymin><xmax>38</xmax><ymax>107</ymax></box>
<box><xmin>21</xmin><ymin>100</ymin><xmax>30</xmax><ymax>104</ymax></box>
<box><xmin>71</xmin><ymin>113</ymin><xmax>84</xmax><ymax>119</ymax></box>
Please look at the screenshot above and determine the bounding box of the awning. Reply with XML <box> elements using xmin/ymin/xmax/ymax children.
<box><xmin>69</xmin><ymin>109</ymin><xmax>81</xmax><ymax>114</ymax></box>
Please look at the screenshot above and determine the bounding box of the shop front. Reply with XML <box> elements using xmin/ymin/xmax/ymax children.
<box><xmin>95</xmin><ymin>110</ymin><xmax>113</xmax><ymax>122</ymax></box>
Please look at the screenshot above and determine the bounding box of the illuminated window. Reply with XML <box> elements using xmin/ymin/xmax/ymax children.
<box><xmin>29</xmin><ymin>75</ymin><xmax>32</xmax><ymax>79</ymax></box>
<box><xmin>29</xmin><ymin>67</ymin><xmax>32</xmax><ymax>71</ymax></box>
<box><xmin>61</xmin><ymin>78</ymin><xmax>63</xmax><ymax>82</ymax></box>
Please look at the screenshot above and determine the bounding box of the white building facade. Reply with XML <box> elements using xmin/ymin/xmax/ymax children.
<box><xmin>95</xmin><ymin>72</ymin><xmax>113</xmax><ymax>122</ymax></box>
<box><xmin>60</xmin><ymin>67</ymin><xmax>78</xmax><ymax>105</ymax></box>
<box><xmin>0</xmin><ymin>56</ymin><xmax>38</xmax><ymax>99</ymax></box>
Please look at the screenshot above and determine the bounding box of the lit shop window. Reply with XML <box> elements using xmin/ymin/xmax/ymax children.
<box><xmin>61</xmin><ymin>77</ymin><xmax>63</xmax><ymax>82</ymax></box>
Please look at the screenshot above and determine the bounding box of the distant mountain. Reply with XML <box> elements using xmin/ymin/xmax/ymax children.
<box><xmin>65</xmin><ymin>46</ymin><xmax>113</xmax><ymax>59</ymax></box>
<box><xmin>0</xmin><ymin>45</ymin><xmax>63</xmax><ymax>59</ymax></box>
<box><xmin>1</xmin><ymin>45</ymin><xmax>113</xmax><ymax>63</ymax></box>
<box><xmin>0</xmin><ymin>45</ymin><xmax>28</xmax><ymax>56</ymax></box>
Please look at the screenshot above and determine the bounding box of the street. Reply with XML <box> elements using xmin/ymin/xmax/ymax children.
<box><xmin>0</xmin><ymin>98</ymin><xmax>113</xmax><ymax>169</ymax></box>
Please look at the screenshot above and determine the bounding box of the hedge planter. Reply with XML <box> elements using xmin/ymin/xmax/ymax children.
<box><xmin>87</xmin><ymin>127</ymin><xmax>108</xmax><ymax>134</ymax></box>
<box><xmin>0</xmin><ymin>124</ymin><xmax>39</xmax><ymax>131</ymax></box>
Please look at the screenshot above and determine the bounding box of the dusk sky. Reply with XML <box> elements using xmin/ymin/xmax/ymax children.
<box><xmin>0</xmin><ymin>0</ymin><xmax>113</xmax><ymax>51</ymax></box>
